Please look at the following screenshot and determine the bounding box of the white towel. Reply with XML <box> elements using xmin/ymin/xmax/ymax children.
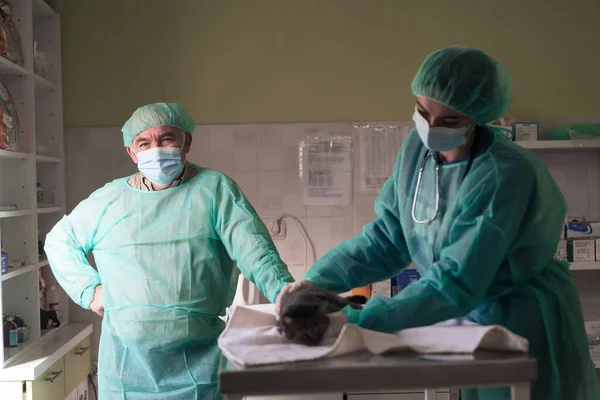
<box><xmin>218</xmin><ymin>304</ymin><xmax>529</xmax><ymax>366</ymax></box>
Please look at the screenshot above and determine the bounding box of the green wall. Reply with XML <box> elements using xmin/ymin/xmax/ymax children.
<box><xmin>61</xmin><ymin>0</ymin><xmax>600</xmax><ymax>127</ymax></box>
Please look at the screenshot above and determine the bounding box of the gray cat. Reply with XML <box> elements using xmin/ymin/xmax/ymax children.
<box><xmin>277</xmin><ymin>286</ymin><xmax>367</xmax><ymax>346</ymax></box>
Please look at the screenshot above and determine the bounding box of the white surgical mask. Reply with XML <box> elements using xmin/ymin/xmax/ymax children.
<box><xmin>412</xmin><ymin>110</ymin><xmax>469</xmax><ymax>152</ymax></box>
<box><xmin>135</xmin><ymin>147</ymin><xmax>183</xmax><ymax>186</ymax></box>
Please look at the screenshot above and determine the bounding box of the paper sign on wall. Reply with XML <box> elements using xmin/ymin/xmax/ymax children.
<box><xmin>356</xmin><ymin>124</ymin><xmax>410</xmax><ymax>194</ymax></box>
<box><xmin>300</xmin><ymin>136</ymin><xmax>352</xmax><ymax>206</ymax></box>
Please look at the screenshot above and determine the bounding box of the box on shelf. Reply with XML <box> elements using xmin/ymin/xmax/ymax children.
<box><xmin>566</xmin><ymin>221</ymin><xmax>600</xmax><ymax>239</ymax></box>
<box><xmin>392</xmin><ymin>270</ymin><xmax>421</xmax><ymax>296</ymax></box>
<box><xmin>0</xmin><ymin>222</ymin><xmax>6</xmax><ymax>275</ymax></box>
<box><xmin>352</xmin><ymin>270</ymin><xmax>423</xmax><ymax>298</ymax></box>
<box><xmin>1</xmin><ymin>251</ymin><xmax>7</xmax><ymax>275</ymax></box>
<box><xmin>568</xmin><ymin>239</ymin><xmax>595</xmax><ymax>262</ymax></box>
<box><xmin>514</xmin><ymin>122</ymin><xmax>539</xmax><ymax>142</ymax></box>
<box><xmin>372</xmin><ymin>279</ymin><xmax>392</xmax><ymax>297</ymax></box>
<box><xmin>585</xmin><ymin>321</ymin><xmax>600</xmax><ymax>364</ymax></box>
<box><xmin>555</xmin><ymin>240</ymin><xmax>567</xmax><ymax>262</ymax></box>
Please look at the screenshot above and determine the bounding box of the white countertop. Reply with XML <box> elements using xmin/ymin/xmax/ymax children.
<box><xmin>0</xmin><ymin>322</ymin><xmax>93</xmax><ymax>381</ymax></box>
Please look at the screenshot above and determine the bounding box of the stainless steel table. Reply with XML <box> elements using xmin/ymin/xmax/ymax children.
<box><xmin>219</xmin><ymin>351</ymin><xmax>537</xmax><ymax>400</ymax></box>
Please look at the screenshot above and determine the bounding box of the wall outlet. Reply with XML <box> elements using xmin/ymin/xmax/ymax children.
<box><xmin>266</xmin><ymin>219</ymin><xmax>287</xmax><ymax>240</ymax></box>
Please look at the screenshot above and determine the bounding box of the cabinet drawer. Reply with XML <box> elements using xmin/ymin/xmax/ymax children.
<box><xmin>65</xmin><ymin>337</ymin><xmax>91</xmax><ymax>394</ymax></box>
<box><xmin>65</xmin><ymin>387</ymin><xmax>78</xmax><ymax>400</ymax></box>
<box><xmin>29</xmin><ymin>358</ymin><xmax>66</xmax><ymax>400</ymax></box>
<box><xmin>78</xmin><ymin>378</ymin><xmax>89</xmax><ymax>400</ymax></box>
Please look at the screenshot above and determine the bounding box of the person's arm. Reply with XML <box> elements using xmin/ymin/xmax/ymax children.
<box><xmin>44</xmin><ymin>198</ymin><xmax>103</xmax><ymax>311</ymax></box>
<box><xmin>342</xmin><ymin>165</ymin><xmax>545</xmax><ymax>333</ymax></box>
<box><xmin>303</xmin><ymin>159</ymin><xmax>412</xmax><ymax>294</ymax></box>
<box><xmin>214</xmin><ymin>176</ymin><xmax>294</xmax><ymax>303</ymax></box>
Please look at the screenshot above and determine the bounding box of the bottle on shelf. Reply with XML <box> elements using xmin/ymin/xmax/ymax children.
<box><xmin>36</xmin><ymin>182</ymin><xmax>44</xmax><ymax>204</ymax></box>
<box><xmin>13</xmin><ymin>314</ymin><xmax>28</xmax><ymax>343</ymax></box>
<box><xmin>3</xmin><ymin>315</ymin><xmax>18</xmax><ymax>348</ymax></box>
<box><xmin>38</xmin><ymin>229</ymin><xmax>46</xmax><ymax>261</ymax></box>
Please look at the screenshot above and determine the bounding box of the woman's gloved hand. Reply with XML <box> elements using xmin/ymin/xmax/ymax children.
<box><xmin>275</xmin><ymin>279</ymin><xmax>314</xmax><ymax>320</ymax></box>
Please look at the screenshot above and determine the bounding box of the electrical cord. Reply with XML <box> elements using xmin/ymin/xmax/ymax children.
<box><xmin>276</xmin><ymin>214</ymin><xmax>317</xmax><ymax>268</ymax></box>
<box><xmin>88</xmin><ymin>372</ymin><xmax>97</xmax><ymax>400</ymax></box>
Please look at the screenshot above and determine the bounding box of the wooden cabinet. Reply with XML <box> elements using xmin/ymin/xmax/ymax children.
<box><xmin>28</xmin><ymin>358</ymin><xmax>65</xmax><ymax>400</ymax></box>
<box><xmin>65</xmin><ymin>378</ymin><xmax>88</xmax><ymax>400</ymax></box>
<box><xmin>64</xmin><ymin>337</ymin><xmax>91</xmax><ymax>395</ymax></box>
<box><xmin>0</xmin><ymin>324</ymin><xmax>93</xmax><ymax>400</ymax></box>
<box><xmin>0</xmin><ymin>0</ymin><xmax>68</xmax><ymax>375</ymax></box>
<box><xmin>76</xmin><ymin>379</ymin><xmax>89</xmax><ymax>400</ymax></box>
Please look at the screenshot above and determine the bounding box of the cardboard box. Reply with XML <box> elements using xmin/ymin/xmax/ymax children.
<box><xmin>585</xmin><ymin>321</ymin><xmax>600</xmax><ymax>363</ymax></box>
<box><xmin>1</xmin><ymin>252</ymin><xmax>7</xmax><ymax>275</ymax></box>
<box><xmin>566</xmin><ymin>221</ymin><xmax>600</xmax><ymax>239</ymax></box>
<box><xmin>514</xmin><ymin>122</ymin><xmax>538</xmax><ymax>142</ymax></box>
<box><xmin>567</xmin><ymin>239</ymin><xmax>595</xmax><ymax>262</ymax></box>
<box><xmin>555</xmin><ymin>240</ymin><xmax>567</xmax><ymax>261</ymax></box>
<box><xmin>0</xmin><ymin>222</ymin><xmax>5</xmax><ymax>275</ymax></box>
<box><xmin>391</xmin><ymin>270</ymin><xmax>421</xmax><ymax>296</ymax></box>
<box><xmin>372</xmin><ymin>280</ymin><xmax>392</xmax><ymax>297</ymax></box>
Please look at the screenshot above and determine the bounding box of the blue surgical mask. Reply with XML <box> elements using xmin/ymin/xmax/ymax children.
<box><xmin>135</xmin><ymin>147</ymin><xmax>184</xmax><ymax>186</ymax></box>
<box><xmin>412</xmin><ymin>110</ymin><xmax>469</xmax><ymax>152</ymax></box>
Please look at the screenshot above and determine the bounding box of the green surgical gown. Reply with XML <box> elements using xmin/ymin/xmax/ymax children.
<box><xmin>45</xmin><ymin>164</ymin><xmax>294</xmax><ymax>400</ymax></box>
<box><xmin>305</xmin><ymin>130</ymin><xmax>600</xmax><ymax>400</ymax></box>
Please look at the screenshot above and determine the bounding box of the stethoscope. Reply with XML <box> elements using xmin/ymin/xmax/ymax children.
<box><xmin>411</xmin><ymin>132</ymin><xmax>480</xmax><ymax>225</ymax></box>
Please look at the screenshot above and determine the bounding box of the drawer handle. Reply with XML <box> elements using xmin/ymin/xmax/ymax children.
<box><xmin>75</xmin><ymin>346</ymin><xmax>90</xmax><ymax>356</ymax></box>
<box><xmin>44</xmin><ymin>370</ymin><xmax>63</xmax><ymax>383</ymax></box>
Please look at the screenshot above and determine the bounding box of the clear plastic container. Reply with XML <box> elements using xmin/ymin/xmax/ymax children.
<box><xmin>13</xmin><ymin>314</ymin><xmax>28</xmax><ymax>343</ymax></box>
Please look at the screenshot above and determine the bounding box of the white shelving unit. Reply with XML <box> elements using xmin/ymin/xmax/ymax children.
<box><xmin>518</xmin><ymin>141</ymin><xmax>600</xmax><ymax>275</ymax></box>
<box><xmin>517</xmin><ymin>139</ymin><xmax>600</xmax><ymax>150</ymax></box>
<box><xmin>0</xmin><ymin>0</ymin><xmax>69</xmax><ymax>370</ymax></box>
<box><xmin>570</xmin><ymin>262</ymin><xmax>600</xmax><ymax>271</ymax></box>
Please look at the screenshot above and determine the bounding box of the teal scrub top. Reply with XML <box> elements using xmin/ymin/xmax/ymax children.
<box><xmin>305</xmin><ymin>129</ymin><xmax>600</xmax><ymax>400</ymax></box>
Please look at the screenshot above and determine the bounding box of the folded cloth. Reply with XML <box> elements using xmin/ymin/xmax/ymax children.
<box><xmin>218</xmin><ymin>304</ymin><xmax>529</xmax><ymax>367</ymax></box>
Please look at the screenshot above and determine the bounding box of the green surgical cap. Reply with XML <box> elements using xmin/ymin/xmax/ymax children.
<box><xmin>411</xmin><ymin>46</ymin><xmax>512</xmax><ymax>125</ymax></box>
<box><xmin>122</xmin><ymin>102</ymin><xmax>195</xmax><ymax>147</ymax></box>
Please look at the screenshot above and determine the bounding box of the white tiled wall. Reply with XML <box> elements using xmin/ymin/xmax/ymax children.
<box><xmin>64</xmin><ymin>117</ymin><xmax>600</xmax><ymax>362</ymax></box>
<box><xmin>66</xmin><ymin>122</ymin><xmax>384</xmax><ymax>278</ymax></box>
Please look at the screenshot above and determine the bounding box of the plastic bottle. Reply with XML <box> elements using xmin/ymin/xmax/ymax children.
<box><xmin>13</xmin><ymin>314</ymin><xmax>27</xmax><ymax>343</ymax></box>
<box><xmin>36</xmin><ymin>182</ymin><xmax>44</xmax><ymax>204</ymax></box>
<box><xmin>3</xmin><ymin>316</ymin><xmax>18</xmax><ymax>348</ymax></box>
